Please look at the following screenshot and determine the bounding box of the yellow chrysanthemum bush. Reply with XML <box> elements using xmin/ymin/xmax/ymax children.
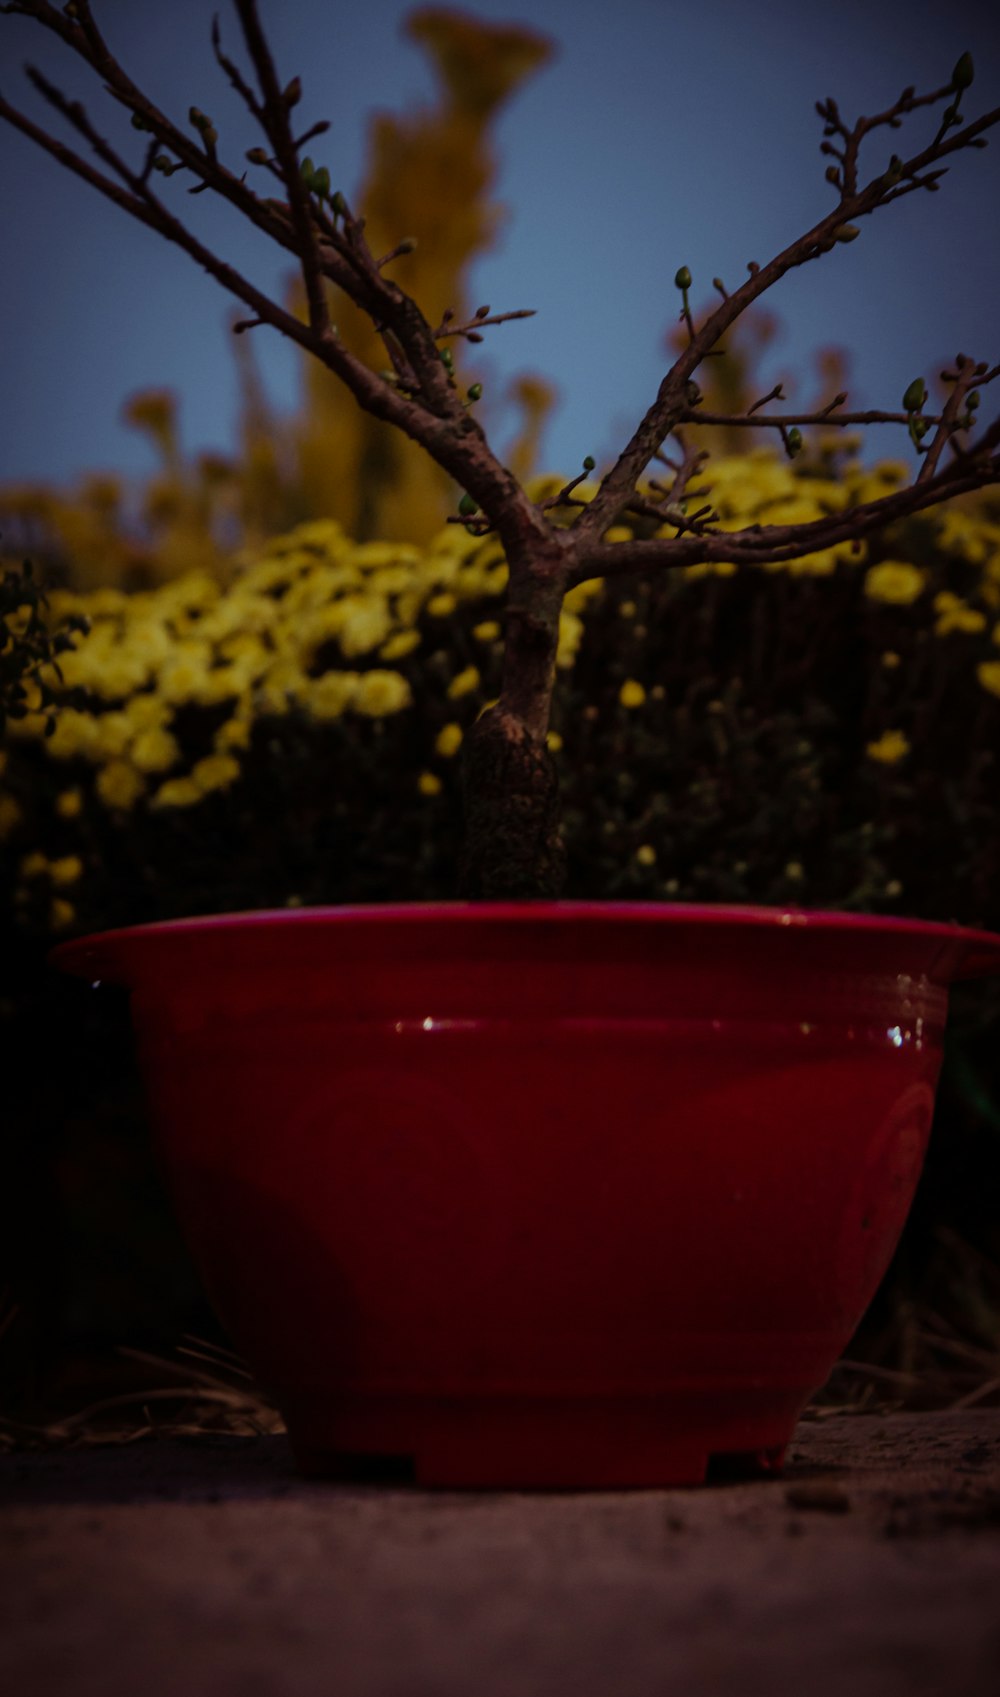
<box><xmin>3</xmin><ymin>450</ymin><xmax>999</xmax><ymax>945</ymax></box>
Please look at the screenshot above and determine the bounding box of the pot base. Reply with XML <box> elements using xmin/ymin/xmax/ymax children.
<box><xmin>282</xmin><ymin>1390</ymin><xmax>801</xmax><ymax>1489</ymax></box>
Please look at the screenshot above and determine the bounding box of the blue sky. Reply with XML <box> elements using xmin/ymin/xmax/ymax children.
<box><xmin>1</xmin><ymin>0</ymin><xmax>998</xmax><ymax>494</ymax></box>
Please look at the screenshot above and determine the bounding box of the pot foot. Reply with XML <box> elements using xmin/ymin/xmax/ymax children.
<box><xmin>283</xmin><ymin>1394</ymin><xmax>799</xmax><ymax>1490</ymax></box>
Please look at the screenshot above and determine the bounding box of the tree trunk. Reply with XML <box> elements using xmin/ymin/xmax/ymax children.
<box><xmin>458</xmin><ymin>553</ymin><xmax>568</xmax><ymax>899</ymax></box>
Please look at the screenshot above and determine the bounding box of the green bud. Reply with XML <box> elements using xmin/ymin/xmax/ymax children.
<box><xmin>466</xmin><ymin>383</ymin><xmax>483</xmax><ymax>402</ymax></box>
<box><xmin>835</xmin><ymin>224</ymin><xmax>860</xmax><ymax>242</ymax></box>
<box><xmin>300</xmin><ymin>156</ymin><xmax>315</xmax><ymax>181</ymax></box>
<box><xmin>942</xmin><ymin>104</ymin><xmax>960</xmax><ymax>127</ymax></box>
<box><xmin>968</xmin><ymin>390</ymin><xmax>981</xmax><ymax>410</ymax></box>
<box><xmin>202</xmin><ymin>124</ymin><xmax>218</xmax><ymax>149</ymax></box>
<box><xmin>440</xmin><ymin>346</ymin><xmax>454</xmax><ymax>370</ymax></box>
<box><xmin>674</xmin><ymin>266</ymin><xmax>692</xmax><ymax>291</ymax></box>
<box><xmin>952</xmin><ymin>51</ymin><xmax>974</xmax><ymax>91</ymax></box>
<box><xmin>785</xmin><ymin>427</ymin><xmax>803</xmax><ymax>458</ymax></box>
<box><xmin>883</xmin><ymin>154</ymin><xmax>904</xmax><ymax>185</ymax></box>
<box><xmin>331</xmin><ymin>190</ymin><xmax>348</xmax><ymax>217</ymax></box>
<box><xmin>458</xmin><ymin>493</ymin><xmax>478</xmax><ymax>516</ymax></box>
<box><xmin>131</xmin><ymin>112</ymin><xmax>151</xmax><ymax>132</ymax></box>
<box><xmin>913</xmin><ymin>417</ymin><xmax>930</xmax><ymax>439</ymax></box>
<box><xmin>283</xmin><ymin>77</ymin><xmax>302</xmax><ymax>108</ymax></box>
<box><xmin>312</xmin><ymin>166</ymin><xmax>330</xmax><ymax>197</ymax></box>
<box><xmin>246</xmin><ymin>147</ymin><xmax>270</xmax><ymax>166</ymax></box>
<box><xmin>902</xmin><ymin>377</ymin><xmax>927</xmax><ymax>413</ymax></box>
<box><xmin>583</xmin><ymin>455</ymin><xmax>596</xmax><ymax>471</ymax></box>
<box><xmin>189</xmin><ymin>106</ymin><xmax>209</xmax><ymax>131</ymax></box>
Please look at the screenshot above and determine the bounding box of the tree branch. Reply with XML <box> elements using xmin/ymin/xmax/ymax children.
<box><xmin>576</xmin><ymin>86</ymin><xmax>1000</xmax><ymax>542</ymax></box>
<box><xmin>570</xmin><ymin>448</ymin><xmax>1000</xmax><ymax>587</ymax></box>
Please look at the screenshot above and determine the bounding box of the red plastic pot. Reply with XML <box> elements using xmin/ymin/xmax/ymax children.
<box><xmin>53</xmin><ymin>902</ymin><xmax>1000</xmax><ymax>1489</ymax></box>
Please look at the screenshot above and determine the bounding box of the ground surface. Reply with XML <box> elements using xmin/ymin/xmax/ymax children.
<box><xmin>1</xmin><ymin>1410</ymin><xmax>999</xmax><ymax>1697</ymax></box>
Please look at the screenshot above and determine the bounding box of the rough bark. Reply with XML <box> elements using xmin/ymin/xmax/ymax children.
<box><xmin>458</xmin><ymin>707</ymin><xmax>566</xmax><ymax>898</ymax></box>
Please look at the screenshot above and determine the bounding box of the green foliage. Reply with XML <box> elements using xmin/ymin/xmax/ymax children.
<box><xmin>0</xmin><ymin>559</ymin><xmax>87</xmax><ymax>741</ymax></box>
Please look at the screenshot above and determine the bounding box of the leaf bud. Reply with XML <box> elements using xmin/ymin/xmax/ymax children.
<box><xmin>331</xmin><ymin>190</ymin><xmax>348</xmax><ymax>217</ymax></box>
<box><xmin>246</xmin><ymin>147</ymin><xmax>270</xmax><ymax>165</ymax></box>
<box><xmin>952</xmin><ymin>51</ymin><xmax>974</xmax><ymax>91</ymax></box>
<box><xmin>475</xmin><ymin>304</ymin><xmax>491</xmax><ymax>318</ymax></box>
<box><xmin>883</xmin><ymin>154</ymin><xmax>903</xmax><ymax>185</ymax></box>
<box><xmin>131</xmin><ymin>112</ymin><xmax>152</xmax><ymax>132</ymax></box>
<box><xmin>674</xmin><ymin>266</ymin><xmax>692</xmax><ymax>291</ymax></box>
<box><xmin>440</xmin><ymin>346</ymin><xmax>454</xmax><ymax>371</ymax></box>
<box><xmin>902</xmin><ymin>377</ymin><xmax>927</xmax><ymax>413</ymax></box>
<box><xmin>283</xmin><ymin>76</ymin><xmax>303</xmax><ymax>107</ymax></box>
<box><xmin>189</xmin><ymin>106</ymin><xmax>210</xmax><ymax>131</ymax></box>
<box><xmin>467</xmin><ymin>383</ymin><xmax>483</xmax><ymax>402</ymax></box>
<box><xmin>785</xmin><ymin>427</ymin><xmax>803</xmax><ymax>458</ymax></box>
<box><xmin>300</xmin><ymin>155</ymin><xmax>315</xmax><ymax>181</ymax></box>
<box><xmin>312</xmin><ymin>166</ymin><xmax>331</xmax><ymax>197</ymax></box>
<box><xmin>968</xmin><ymin>390</ymin><xmax>981</xmax><ymax>410</ymax></box>
<box><xmin>834</xmin><ymin>223</ymin><xmax>860</xmax><ymax>242</ymax></box>
<box><xmin>458</xmin><ymin>493</ymin><xmax>478</xmax><ymax>516</ymax></box>
<box><xmin>583</xmin><ymin>455</ymin><xmax>596</xmax><ymax>471</ymax></box>
<box><xmin>825</xmin><ymin>165</ymin><xmax>840</xmax><ymax>185</ymax></box>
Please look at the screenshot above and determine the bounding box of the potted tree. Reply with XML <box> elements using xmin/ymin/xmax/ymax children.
<box><xmin>3</xmin><ymin>0</ymin><xmax>1000</xmax><ymax>1486</ymax></box>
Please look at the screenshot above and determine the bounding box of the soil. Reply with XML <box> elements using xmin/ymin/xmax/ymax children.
<box><xmin>1</xmin><ymin>1410</ymin><xmax>999</xmax><ymax>1696</ymax></box>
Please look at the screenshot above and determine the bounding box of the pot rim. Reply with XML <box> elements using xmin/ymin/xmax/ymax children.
<box><xmin>50</xmin><ymin>900</ymin><xmax>1000</xmax><ymax>984</ymax></box>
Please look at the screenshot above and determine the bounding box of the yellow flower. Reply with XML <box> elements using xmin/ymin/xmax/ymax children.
<box><xmin>308</xmin><ymin>672</ymin><xmax>359</xmax><ymax>719</ymax></box>
<box><xmin>619</xmin><ymin>679</ymin><xmax>646</xmax><ymax>708</ymax></box>
<box><xmin>352</xmin><ymin>670</ymin><xmax>413</xmax><ymax>717</ymax></box>
<box><xmin>50</xmin><ymin>898</ymin><xmax>75</xmax><ymax>932</ymax></box>
<box><xmin>150</xmin><ymin>777</ymin><xmax>202</xmax><ymax>810</ymax></box>
<box><xmin>447</xmin><ymin>665</ymin><xmax>480</xmax><ymax>700</ymax></box>
<box><xmin>96</xmin><ymin>761</ymin><xmax>146</xmax><ymax>811</ymax></box>
<box><xmin>215</xmin><ymin>716</ymin><xmax>252</xmax><ymax>753</ymax></box>
<box><xmin>635</xmin><ymin>844</ymin><xmax>657</xmax><ymax>867</ymax></box>
<box><xmin>977</xmin><ymin>661</ymin><xmax>1000</xmax><ymax>698</ymax></box>
<box><xmin>0</xmin><ymin>793</ymin><xmax>24</xmax><ymax>839</ymax></box>
<box><xmin>93</xmin><ymin>711</ymin><xmax>134</xmax><ymax>761</ymax></box>
<box><xmin>933</xmin><ymin>592</ymin><xmax>987</xmax><ymax>636</ymax></box>
<box><xmin>124</xmin><ymin>693</ymin><xmax>169</xmax><ymax>731</ymax></box>
<box><xmin>426</xmin><ymin>592</ymin><xmax>457</xmax><ymax>618</ymax></box>
<box><xmin>50</xmin><ymin>855</ymin><xmax>84</xmax><ymax>887</ymax></box>
<box><xmin>556</xmin><ymin>610</ymin><xmax>584</xmax><ymax>669</ymax></box>
<box><xmin>866</xmin><ymin>729</ymin><xmax>910</xmax><ymax>764</ymax></box>
<box><xmin>473</xmin><ymin>620</ymin><xmax>501</xmax><ymax>643</ymax></box>
<box><xmin>435</xmin><ymin>722</ymin><xmax>463</xmax><ymax>758</ymax></box>
<box><xmin>46</xmin><ymin>709</ymin><xmax>102</xmax><ymax>761</ymax></box>
<box><xmin>379</xmin><ymin>630</ymin><xmax>421</xmax><ymax>661</ymax></box>
<box><xmin>191</xmin><ymin>754</ymin><xmax>241</xmax><ymax>795</ymax></box>
<box><xmin>604</xmin><ymin>526</ymin><xmax>632</xmax><ymax>543</ymax></box>
<box><xmin>863</xmin><ymin>562</ymin><xmax>925</xmax><ymax>605</ymax></box>
<box><xmin>131</xmin><ymin>726</ymin><xmax>181</xmax><ymax>774</ymax></box>
<box><xmin>56</xmin><ymin>787</ymin><xmax>84</xmax><ymax>819</ymax></box>
<box><xmin>546</xmin><ymin>730</ymin><xmax>563</xmax><ymax>752</ymax></box>
<box><xmin>337</xmin><ymin>596</ymin><xmax>394</xmax><ymax>658</ymax></box>
<box><xmin>158</xmin><ymin>642</ymin><xmax>214</xmax><ymax>704</ymax></box>
<box><xmin>881</xmin><ymin>652</ymin><xmax>901</xmax><ymax>669</ymax></box>
<box><xmin>418</xmin><ymin>771</ymin><xmax>443</xmax><ymax>796</ymax></box>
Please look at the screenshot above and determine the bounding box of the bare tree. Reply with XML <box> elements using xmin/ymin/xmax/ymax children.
<box><xmin>2</xmin><ymin>1</ymin><xmax>998</xmax><ymax>897</ymax></box>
